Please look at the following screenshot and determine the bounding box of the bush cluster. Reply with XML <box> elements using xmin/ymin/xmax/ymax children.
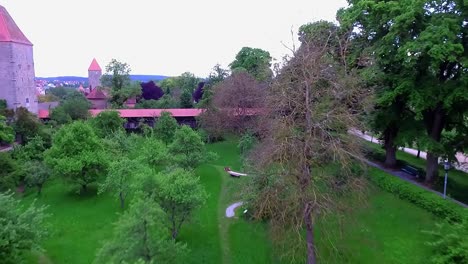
<box><xmin>367</xmin><ymin>168</ymin><xmax>467</xmax><ymax>222</ymax></box>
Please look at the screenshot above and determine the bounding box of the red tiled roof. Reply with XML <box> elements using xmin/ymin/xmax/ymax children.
<box><xmin>86</xmin><ymin>89</ymin><xmax>107</xmax><ymax>100</ymax></box>
<box><xmin>38</xmin><ymin>109</ymin><xmax>204</xmax><ymax>119</ymax></box>
<box><xmin>88</xmin><ymin>58</ymin><xmax>102</xmax><ymax>71</ymax></box>
<box><xmin>0</xmin><ymin>5</ymin><xmax>32</xmax><ymax>45</ymax></box>
<box><xmin>38</xmin><ymin>109</ymin><xmax>49</xmax><ymax>119</ymax></box>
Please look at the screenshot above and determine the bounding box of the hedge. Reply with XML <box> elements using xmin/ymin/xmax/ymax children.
<box><xmin>367</xmin><ymin>167</ymin><xmax>467</xmax><ymax>222</ymax></box>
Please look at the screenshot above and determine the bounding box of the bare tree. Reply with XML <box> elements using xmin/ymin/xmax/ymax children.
<box><xmin>244</xmin><ymin>23</ymin><xmax>369</xmax><ymax>263</ymax></box>
<box><xmin>199</xmin><ymin>71</ymin><xmax>267</xmax><ymax>137</ymax></box>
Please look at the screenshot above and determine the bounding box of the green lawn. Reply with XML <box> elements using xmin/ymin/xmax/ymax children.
<box><xmin>20</xmin><ymin>138</ymin><xmax>446</xmax><ymax>264</ymax></box>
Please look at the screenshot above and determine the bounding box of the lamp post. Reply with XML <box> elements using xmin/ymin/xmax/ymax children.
<box><xmin>443</xmin><ymin>161</ymin><xmax>450</xmax><ymax>199</ymax></box>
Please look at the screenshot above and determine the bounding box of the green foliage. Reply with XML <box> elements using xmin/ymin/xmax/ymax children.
<box><xmin>101</xmin><ymin>59</ymin><xmax>131</xmax><ymax>91</ymax></box>
<box><xmin>341</xmin><ymin>0</ymin><xmax>468</xmax><ymax>181</ymax></box>
<box><xmin>91</xmin><ymin>110</ymin><xmax>125</xmax><ymax>138</ymax></box>
<box><xmin>139</xmin><ymin>137</ymin><xmax>169</xmax><ymax>168</ymax></box>
<box><xmin>14</xmin><ymin>107</ymin><xmax>42</xmax><ymax>144</ymax></box>
<box><xmin>12</xmin><ymin>135</ymin><xmax>48</xmax><ymax>162</ymax></box>
<box><xmin>154</xmin><ymin>112</ymin><xmax>178</xmax><ymax>145</ymax></box>
<box><xmin>23</xmin><ymin>160</ymin><xmax>50</xmax><ymax>195</ymax></box>
<box><xmin>0</xmin><ymin>114</ymin><xmax>14</xmax><ymax>143</ymax></box>
<box><xmin>49</xmin><ymin>106</ymin><xmax>72</xmax><ymax>125</ymax></box>
<box><xmin>230</xmin><ymin>47</ymin><xmax>273</xmax><ymax>82</ymax></box>
<box><xmin>95</xmin><ymin>196</ymin><xmax>187</xmax><ymax>263</ymax></box>
<box><xmin>238</xmin><ymin>132</ymin><xmax>257</xmax><ymax>156</ymax></box>
<box><xmin>197</xmin><ymin>64</ymin><xmax>229</xmax><ymax>108</ymax></box>
<box><xmin>101</xmin><ymin>59</ymin><xmax>141</xmax><ymax>108</ymax></box>
<box><xmin>50</xmin><ymin>95</ymin><xmax>90</xmax><ymax>125</ymax></box>
<box><xmin>0</xmin><ymin>191</ymin><xmax>49</xmax><ymax>264</ymax></box>
<box><xmin>140</xmin><ymin>168</ymin><xmax>208</xmax><ymax>240</ymax></box>
<box><xmin>135</xmin><ymin>95</ymin><xmax>178</xmax><ymax>109</ymax></box>
<box><xmin>44</xmin><ymin>121</ymin><xmax>107</xmax><ymax>193</ymax></box>
<box><xmin>424</xmin><ymin>220</ymin><xmax>468</xmax><ymax>264</ymax></box>
<box><xmin>179</xmin><ymin>89</ymin><xmax>193</xmax><ymax>108</ymax></box>
<box><xmin>0</xmin><ymin>152</ymin><xmax>18</xmax><ymax>191</ymax></box>
<box><xmin>110</xmin><ymin>82</ymin><xmax>142</xmax><ymax>108</ymax></box>
<box><xmin>160</xmin><ymin>72</ymin><xmax>201</xmax><ymax>93</ymax></box>
<box><xmin>367</xmin><ymin>167</ymin><xmax>467</xmax><ymax>222</ymax></box>
<box><xmin>99</xmin><ymin>157</ymin><xmax>150</xmax><ymax>208</ymax></box>
<box><xmin>169</xmin><ymin>126</ymin><xmax>214</xmax><ymax>170</ymax></box>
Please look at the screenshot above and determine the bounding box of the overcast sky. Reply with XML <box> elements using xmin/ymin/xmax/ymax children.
<box><xmin>1</xmin><ymin>0</ymin><xmax>348</xmax><ymax>77</ymax></box>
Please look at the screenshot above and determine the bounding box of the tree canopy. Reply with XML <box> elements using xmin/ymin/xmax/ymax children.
<box><xmin>44</xmin><ymin>121</ymin><xmax>107</xmax><ymax>193</ymax></box>
<box><xmin>0</xmin><ymin>191</ymin><xmax>49</xmax><ymax>264</ymax></box>
<box><xmin>95</xmin><ymin>196</ymin><xmax>187</xmax><ymax>263</ymax></box>
<box><xmin>340</xmin><ymin>0</ymin><xmax>468</xmax><ymax>182</ymax></box>
<box><xmin>230</xmin><ymin>47</ymin><xmax>273</xmax><ymax>82</ymax></box>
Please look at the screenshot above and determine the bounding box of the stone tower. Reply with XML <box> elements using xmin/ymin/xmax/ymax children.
<box><xmin>88</xmin><ymin>58</ymin><xmax>102</xmax><ymax>90</ymax></box>
<box><xmin>0</xmin><ymin>5</ymin><xmax>38</xmax><ymax>114</ymax></box>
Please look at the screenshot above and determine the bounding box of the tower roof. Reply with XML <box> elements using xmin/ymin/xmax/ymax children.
<box><xmin>0</xmin><ymin>5</ymin><xmax>32</xmax><ymax>45</ymax></box>
<box><xmin>86</xmin><ymin>89</ymin><xmax>107</xmax><ymax>100</ymax></box>
<box><xmin>88</xmin><ymin>58</ymin><xmax>102</xmax><ymax>71</ymax></box>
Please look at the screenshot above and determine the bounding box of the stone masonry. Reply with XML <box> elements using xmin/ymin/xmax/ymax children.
<box><xmin>0</xmin><ymin>5</ymin><xmax>38</xmax><ymax>114</ymax></box>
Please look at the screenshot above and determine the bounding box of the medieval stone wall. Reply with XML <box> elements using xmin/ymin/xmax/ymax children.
<box><xmin>0</xmin><ymin>42</ymin><xmax>37</xmax><ymax>114</ymax></box>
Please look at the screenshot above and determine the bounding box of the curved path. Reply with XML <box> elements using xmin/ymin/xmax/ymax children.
<box><xmin>225</xmin><ymin>201</ymin><xmax>244</xmax><ymax>218</ymax></box>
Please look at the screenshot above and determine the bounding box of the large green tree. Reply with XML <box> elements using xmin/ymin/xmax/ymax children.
<box><xmin>99</xmin><ymin>157</ymin><xmax>150</xmax><ymax>209</ymax></box>
<box><xmin>50</xmin><ymin>95</ymin><xmax>90</xmax><ymax>125</ymax></box>
<box><xmin>154</xmin><ymin>112</ymin><xmax>178</xmax><ymax>145</ymax></box>
<box><xmin>0</xmin><ymin>153</ymin><xmax>18</xmax><ymax>191</ymax></box>
<box><xmin>95</xmin><ymin>196</ymin><xmax>187</xmax><ymax>264</ymax></box>
<box><xmin>101</xmin><ymin>59</ymin><xmax>141</xmax><ymax>107</ymax></box>
<box><xmin>341</xmin><ymin>0</ymin><xmax>468</xmax><ymax>182</ymax></box>
<box><xmin>138</xmin><ymin>168</ymin><xmax>207</xmax><ymax>240</ymax></box>
<box><xmin>14</xmin><ymin>107</ymin><xmax>42</xmax><ymax>144</ymax></box>
<box><xmin>23</xmin><ymin>161</ymin><xmax>50</xmax><ymax>195</ymax></box>
<box><xmin>0</xmin><ymin>191</ymin><xmax>49</xmax><ymax>264</ymax></box>
<box><xmin>45</xmin><ymin>121</ymin><xmax>107</xmax><ymax>193</ymax></box>
<box><xmin>91</xmin><ymin>110</ymin><xmax>125</xmax><ymax>138</ymax></box>
<box><xmin>168</xmin><ymin>126</ymin><xmax>213</xmax><ymax>170</ymax></box>
<box><xmin>230</xmin><ymin>47</ymin><xmax>273</xmax><ymax>82</ymax></box>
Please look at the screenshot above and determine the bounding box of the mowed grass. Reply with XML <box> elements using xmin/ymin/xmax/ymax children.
<box><xmin>21</xmin><ymin>183</ymin><xmax>119</xmax><ymax>264</ymax></box>
<box><xmin>21</xmin><ymin>138</ymin><xmax>443</xmax><ymax>264</ymax></box>
<box><xmin>316</xmin><ymin>184</ymin><xmax>436</xmax><ymax>264</ymax></box>
<box><xmin>207</xmin><ymin>139</ymin><xmax>274</xmax><ymax>264</ymax></box>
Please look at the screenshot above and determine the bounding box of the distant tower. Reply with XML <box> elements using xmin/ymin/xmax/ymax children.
<box><xmin>88</xmin><ymin>58</ymin><xmax>102</xmax><ymax>90</ymax></box>
<box><xmin>0</xmin><ymin>5</ymin><xmax>38</xmax><ymax>114</ymax></box>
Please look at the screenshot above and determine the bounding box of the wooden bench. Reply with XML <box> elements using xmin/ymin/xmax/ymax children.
<box><xmin>401</xmin><ymin>165</ymin><xmax>421</xmax><ymax>178</ymax></box>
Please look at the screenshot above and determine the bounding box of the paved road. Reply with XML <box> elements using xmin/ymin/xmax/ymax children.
<box><xmin>0</xmin><ymin>146</ymin><xmax>12</xmax><ymax>152</ymax></box>
<box><xmin>351</xmin><ymin>130</ymin><xmax>468</xmax><ymax>172</ymax></box>
<box><xmin>226</xmin><ymin>202</ymin><xmax>244</xmax><ymax>218</ymax></box>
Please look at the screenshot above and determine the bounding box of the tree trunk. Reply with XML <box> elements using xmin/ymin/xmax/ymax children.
<box><xmin>383</xmin><ymin>125</ymin><xmax>398</xmax><ymax>167</ymax></box>
<box><xmin>425</xmin><ymin>153</ymin><xmax>440</xmax><ymax>184</ymax></box>
<box><xmin>37</xmin><ymin>184</ymin><xmax>43</xmax><ymax>196</ymax></box>
<box><xmin>119</xmin><ymin>192</ymin><xmax>125</xmax><ymax>209</ymax></box>
<box><xmin>81</xmin><ymin>184</ymin><xmax>87</xmax><ymax>194</ymax></box>
<box><xmin>304</xmin><ymin>203</ymin><xmax>316</xmax><ymax>264</ymax></box>
<box><xmin>424</xmin><ymin>107</ymin><xmax>445</xmax><ymax>184</ymax></box>
<box><xmin>417</xmin><ymin>149</ymin><xmax>421</xmax><ymax>158</ymax></box>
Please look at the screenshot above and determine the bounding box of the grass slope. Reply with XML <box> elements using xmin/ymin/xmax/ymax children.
<box><xmin>21</xmin><ymin>138</ymin><xmax>440</xmax><ymax>264</ymax></box>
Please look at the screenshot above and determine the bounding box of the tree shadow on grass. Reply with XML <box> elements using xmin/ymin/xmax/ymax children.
<box><xmin>65</xmin><ymin>184</ymin><xmax>99</xmax><ymax>200</ymax></box>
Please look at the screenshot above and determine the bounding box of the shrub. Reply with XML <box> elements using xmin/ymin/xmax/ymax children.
<box><xmin>367</xmin><ymin>167</ymin><xmax>467</xmax><ymax>222</ymax></box>
<box><xmin>424</xmin><ymin>220</ymin><xmax>468</xmax><ymax>264</ymax></box>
